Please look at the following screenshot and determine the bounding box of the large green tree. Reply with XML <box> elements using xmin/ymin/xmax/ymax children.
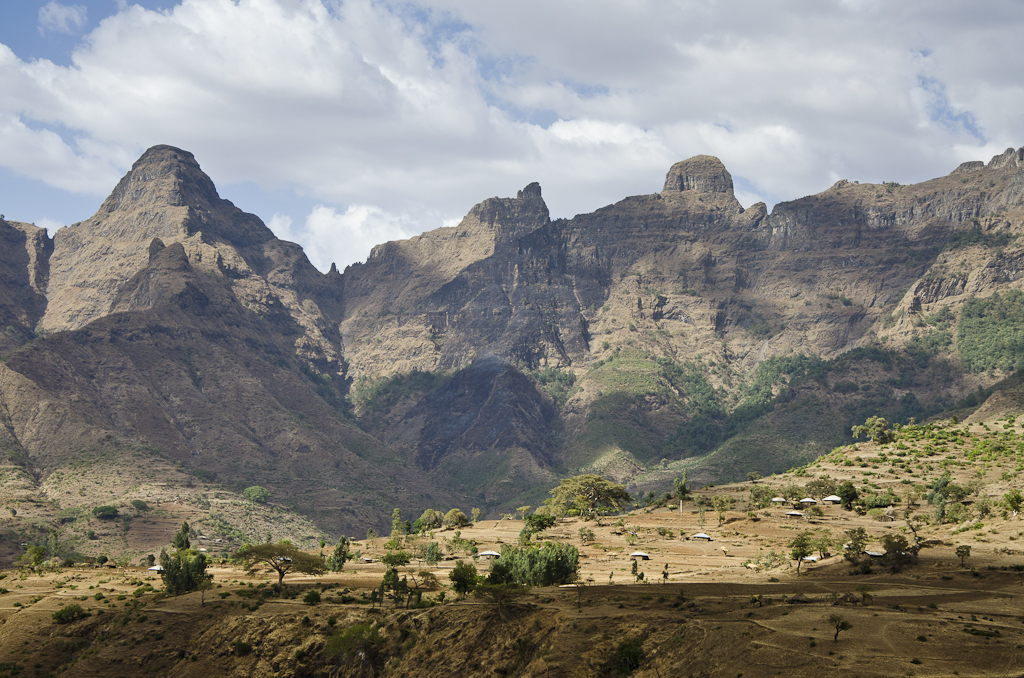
<box><xmin>548</xmin><ymin>474</ymin><xmax>631</xmax><ymax>519</ymax></box>
<box><xmin>851</xmin><ymin>416</ymin><xmax>897</xmax><ymax>444</ymax></box>
<box><xmin>159</xmin><ymin>547</ymin><xmax>210</xmax><ymax>596</ymax></box>
<box><xmin>232</xmin><ymin>541</ymin><xmax>326</xmax><ymax>590</ymax></box>
<box><xmin>789</xmin><ymin>531</ymin><xmax>814</xmax><ymax>575</ymax></box>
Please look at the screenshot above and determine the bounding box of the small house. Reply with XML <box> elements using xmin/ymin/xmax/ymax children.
<box><xmin>691</xmin><ymin>533</ymin><xmax>712</xmax><ymax>541</ymax></box>
<box><xmin>799</xmin><ymin>497</ymin><xmax>817</xmax><ymax>505</ymax></box>
<box><xmin>823</xmin><ymin>495</ymin><xmax>842</xmax><ymax>505</ymax></box>
<box><xmin>479</xmin><ymin>550</ymin><xmax>501</xmax><ymax>559</ymax></box>
<box><xmin>629</xmin><ymin>551</ymin><xmax>651</xmax><ymax>560</ymax></box>
<box><xmin>785</xmin><ymin>510</ymin><xmax>804</xmax><ymax>518</ymax></box>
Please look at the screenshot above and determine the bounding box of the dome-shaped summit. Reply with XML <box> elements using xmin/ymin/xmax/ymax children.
<box><xmin>662</xmin><ymin>155</ymin><xmax>734</xmax><ymax>195</ymax></box>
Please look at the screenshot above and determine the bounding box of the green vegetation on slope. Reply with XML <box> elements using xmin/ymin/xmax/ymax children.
<box><xmin>349</xmin><ymin>369</ymin><xmax>447</xmax><ymax>414</ymax></box>
<box><xmin>958</xmin><ymin>290</ymin><xmax>1024</xmax><ymax>373</ymax></box>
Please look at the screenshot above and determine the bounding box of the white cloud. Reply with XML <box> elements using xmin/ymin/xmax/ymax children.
<box><xmin>38</xmin><ymin>2</ymin><xmax>88</xmax><ymax>35</ymax></box>
<box><xmin>1</xmin><ymin>0</ymin><xmax>1023</xmax><ymax>263</ymax></box>
<box><xmin>271</xmin><ymin>204</ymin><xmax>422</xmax><ymax>271</ymax></box>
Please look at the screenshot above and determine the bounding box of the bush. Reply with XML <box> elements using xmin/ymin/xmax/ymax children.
<box><xmin>612</xmin><ymin>636</ymin><xmax>645</xmax><ymax>674</ymax></box>
<box><xmin>52</xmin><ymin>604</ymin><xmax>88</xmax><ymax>624</ymax></box>
<box><xmin>130</xmin><ymin>499</ymin><xmax>148</xmax><ymax>511</ymax></box>
<box><xmin>303</xmin><ymin>590</ymin><xmax>321</xmax><ymax>605</ymax></box>
<box><xmin>242</xmin><ymin>486</ymin><xmax>270</xmax><ymax>503</ymax></box>
<box><xmin>325</xmin><ymin>623</ymin><xmax>383</xmax><ymax>662</ymax></box>
<box><xmin>92</xmin><ymin>506</ymin><xmax>118</xmax><ymax>520</ymax></box>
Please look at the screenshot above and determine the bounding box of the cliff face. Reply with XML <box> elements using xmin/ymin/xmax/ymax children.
<box><xmin>1</xmin><ymin>144</ymin><xmax>1024</xmax><ymax>532</ymax></box>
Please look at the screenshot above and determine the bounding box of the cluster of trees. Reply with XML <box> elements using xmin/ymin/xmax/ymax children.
<box><xmin>160</xmin><ymin>522</ymin><xmax>212</xmax><ymax>598</ymax></box>
<box><xmin>409</xmin><ymin>507</ymin><xmax>474</xmax><ymax>533</ymax></box>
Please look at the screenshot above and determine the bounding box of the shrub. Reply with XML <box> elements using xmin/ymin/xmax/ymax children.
<box><xmin>242</xmin><ymin>486</ymin><xmax>270</xmax><ymax>503</ymax></box>
<box><xmin>303</xmin><ymin>590</ymin><xmax>321</xmax><ymax>605</ymax></box>
<box><xmin>325</xmin><ymin>623</ymin><xmax>383</xmax><ymax>662</ymax></box>
<box><xmin>612</xmin><ymin>636</ymin><xmax>645</xmax><ymax>674</ymax></box>
<box><xmin>92</xmin><ymin>506</ymin><xmax>118</xmax><ymax>520</ymax></box>
<box><xmin>52</xmin><ymin>604</ymin><xmax>88</xmax><ymax>624</ymax></box>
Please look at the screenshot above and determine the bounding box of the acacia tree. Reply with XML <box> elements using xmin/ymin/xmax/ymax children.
<box><xmin>548</xmin><ymin>474</ymin><xmax>632</xmax><ymax>520</ymax></box>
<box><xmin>829</xmin><ymin>614</ymin><xmax>852</xmax><ymax>641</ymax></box>
<box><xmin>232</xmin><ymin>541</ymin><xmax>326</xmax><ymax>590</ymax></box>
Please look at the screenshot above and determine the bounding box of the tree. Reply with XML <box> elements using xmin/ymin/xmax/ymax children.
<box><xmin>443</xmin><ymin>508</ymin><xmax>469</xmax><ymax>529</ymax></box>
<box><xmin>242</xmin><ymin>486</ymin><xmax>270</xmax><ymax>503</ymax></box>
<box><xmin>805</xmin><ymin>477</ymin><xmax>837</xmax><ymax>502</ymax></box>
<box><xmin>519</xmin><ymin>513</ymin><xmax>556</xmax><ymax>544</ymax></box>
<box><xmin>956</xmin><ymin>544</ymin><xmax>972</xmax><ymax>567</ymax></box>
<box><xmin>516</xmin><ymin>505</ymin><xmax>532</xmax><ymax>520</ymax></box>
<box><xmin>232</xmin><ymin>541</ymin><xmax>326</xmax><ymax>591</ymax></box>
<box><xmin>424</xmin><ymin>541</ymin><xmax>441</xmax><ymax>566</ymax></box>
<box><xmin>711</xmin><ymin>495</ymin><xmax>734</xmax><ymax>526</ymax></box>
<box><xmin>812</xmin><ymin>532</ymin><xmax>834</xmax><ymax>559</ymax></box>
<box><xmin>695</xmin><ymin>496</ymin><xmax>708</xmax><ymax>528</ymax></box>
<box><xmin>391</xmin><ymin>508</ymin><xmax>405</xmax><ymax>537</ymax></box>
<box><xmin>880</xmin><ymin>534</ymin><xmax>913</xmax><ymax>573</ymax></box>
<box><xmin>1005</xmin><ymin>489</ymin><xmax>1024</xmax><ymax>514</ymax></box>
<box><xmin>746</xmin><ymin>471</ymin><xmax>762</xmax><ymax>483</ymax></box>
<box><xmin>471</xmin><ymin>508</ymin><xmax>481</xmax><ymax>523</ymax></box>
<box><xmin>413</xmin><ymin>509</ymin><xmax>443</xmax><ymax>532</ymax></box>
<box><xmin>171</xmin><ymin>521</ymin><xmax>191</xmax><ymax>550</ymax></box>
<box><xmin>380</xmin><ymin>551</ymin><xmax>411</xmax><ymax>569</ymax></box>
<box><xmin>327</xmin><ymin>537</ymin><xmax>350</xmax><ymax>572</ymax></box>
<box><xmin>851</xmin><ymin>416</ymin><xmax>897</xmax><ymax>444</ymax></box>
<box><xmin>675</xmin><ymin>471</ymin><xmax>691</xmax><ymax>497</ymax></box>
<box><xmin>449</xmin><ymin>560</ymin><xmax>478</xmax><ymax>597</ymax></box>
<box><xmin>548</xmin><ymin>474</ymin><xmax>632</xmax><ymax>519</ymax></box>
<box><xmin>843</xmin><ymin>527</ymin><xmax>868</xmax><ymax>562</ymax></box>
<box><xmin>789</xmin><ymin>531</ymin><xmax>814</xmax><ymax>575</ymax></box>
<box><xmin>19</xmin><ymin>545</ymin><xmax>45</xmax><ymax>569</ymax></box>
<box><xmin>578</xmin><ymin>527</ymin><xmax>596</xmax><ymax>545</ymax></box>
<box><xmin>829</xmin><ymin>613</ymin><xmax>852</xmax><ymax>642</ymax></box>
<box><xmin>837</xmin><ymin>481</ymin><xmax>859</xmax><ymax>510</ymax></box>
<box><xmin>159</xmin><ymin>547</ymin><xmax>210</xmax><ymax>596</ymax></box>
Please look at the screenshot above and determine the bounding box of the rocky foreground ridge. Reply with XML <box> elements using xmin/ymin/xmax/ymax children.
<box><xmin>1</xmin><ymin>144</ymin><xmax>1024</xmax><ymax>540</ymax></box>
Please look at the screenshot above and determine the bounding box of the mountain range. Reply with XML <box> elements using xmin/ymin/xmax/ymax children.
<box><xmin>1</xmin><ymin>143</ymin><xmax>1023</xmax><ymax>539</ymax></box>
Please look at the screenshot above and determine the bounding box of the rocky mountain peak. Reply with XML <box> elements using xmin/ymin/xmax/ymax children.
<box><xmin>662</xmin><ymin>155</ymin><xmax>734</xmax><ymax>194</ymax></box>
<box><xmin>988</xmin><ymin>146</ymin><xmax>1024</xmax><ymax>170</ymax></box>
<box><xmin>99</xmin><ymin>145</ymin><xmax>220</xmax><ymax>217</ymax></box>
<box><xmin>517</xmin><ymin>182</ymin><xmax>542</xmax><ymax>200</ymax></box>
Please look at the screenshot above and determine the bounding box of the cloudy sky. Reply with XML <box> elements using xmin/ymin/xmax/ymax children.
<box><xmin>2</xmin><ymin>0</ymin><xmax>1023</xmax><ymax>271</ymax></box>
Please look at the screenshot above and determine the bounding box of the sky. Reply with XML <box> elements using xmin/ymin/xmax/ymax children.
<box><xmin>1</xmin><ymin>1</ymin><xmax>1023</xmax><ymax>272</ymax></box>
